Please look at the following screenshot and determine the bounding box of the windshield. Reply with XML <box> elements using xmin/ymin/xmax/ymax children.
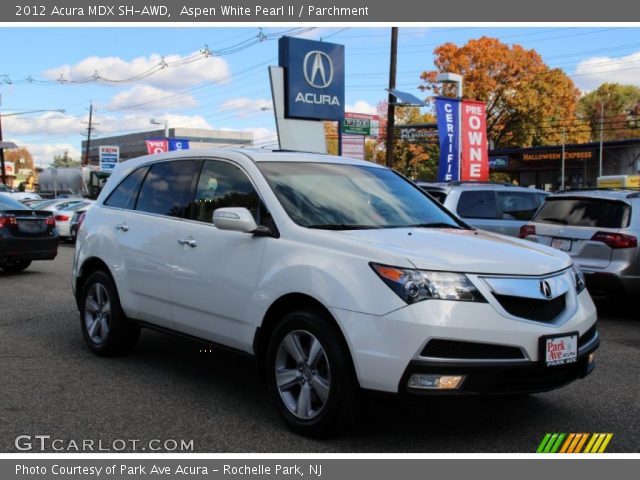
<box><xmin>258</xmin><ymin>162</ymin><xmax>464</xmax><ymax>230</ymax></box>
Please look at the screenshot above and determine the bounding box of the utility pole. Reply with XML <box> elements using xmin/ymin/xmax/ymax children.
<box><xmin>561</xmin><ymin>126</ymin><xmax>566</xmax><ymax>190</ymax></box>
<box><xmin>598</xmin><ymin>101</ymin><xmax>604</xmax><ymax>178</ymax></box>
<box><xmin>83</xmin><ymin>102</ymin><xmax>94</xmax><ymax>166</ymax></box>
<box><xmin>385</xmin><ymin>27</ymin><xmax>398</xmax><ymax>168</ymax></box>
<box><xmin>0</xmin><ymin>111</ymin><xmax>6</xmax><ymax>185</ymax></box>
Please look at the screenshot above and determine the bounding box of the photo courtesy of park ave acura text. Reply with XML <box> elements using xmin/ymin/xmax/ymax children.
<box><xmin>0</xmin><ymin>18</ymin><xmax>639</xmax><ymax>455</ymax></box>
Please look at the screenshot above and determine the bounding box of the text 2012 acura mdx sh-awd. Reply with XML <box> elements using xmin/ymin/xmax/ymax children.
<box><xmin>73</xmin><ymin>149</ymin><xmax>598</xmax><ymax>436</ymax></box>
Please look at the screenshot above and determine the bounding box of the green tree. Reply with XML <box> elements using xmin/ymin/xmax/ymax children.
<box><xmin>52</xmin><ymin>151</ymin><xmax>81</xmax><ymax>168</ymax></box>
<box><xmin>419</xmin><ymin>37</ymin><xmax>588</xmax><ymax>148</ymax></box>
<box><xmin>577</xmin><ymin>83</ymin><xmax>640</xmax><ymax>141</ymax></box>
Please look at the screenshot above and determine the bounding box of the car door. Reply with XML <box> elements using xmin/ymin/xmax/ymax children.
<box><xmin>108</xmin><ymin>159</ymin><xmax>201</xmax><ymax>329</ymax></box>
<box><xmin>170</xmin><ymin>159</ymin><xmax>272</xmax><ymax>351</ymax></box>
<box><xmin>455</xmin><ymin>190</ymin><xmax>500</xmax><ymax>233</ymax></box>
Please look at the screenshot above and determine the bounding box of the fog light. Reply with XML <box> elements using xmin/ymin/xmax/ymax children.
<box><xmin>408</xmin><ymin>374</ymin><xmax>465</xmax><ymax>390</ymax></box>
<box><xmin>588</xmin><ymin>352</ymin><xmax>596</xmax><ymax>365</ymax></box>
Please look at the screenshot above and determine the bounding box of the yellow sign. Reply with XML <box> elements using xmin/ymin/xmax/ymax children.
<box><xmin>597</xmin><ymin>175</ymin><xmax>640</xmax><ymax>188</ymax></box>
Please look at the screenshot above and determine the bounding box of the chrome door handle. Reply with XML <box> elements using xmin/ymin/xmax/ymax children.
<box><xmin>178</xmin><ymin>238</ymin><xmax>197</xmax><ymax>248</ymax></box>
<box><xmin>115</xmin><ymin>223</ymin><xmax>129</xmax><ymax>232</ymax></box>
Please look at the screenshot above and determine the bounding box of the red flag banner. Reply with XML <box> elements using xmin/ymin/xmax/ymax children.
<box><xmin>460</xmin><ymin>100</ymin><xmax>489</xmax><ymax>181</ymax></box>
<box><xmin>146</xmin><ymin>139</ymin><xmax>168</xmax><ymax>155</ymax></box>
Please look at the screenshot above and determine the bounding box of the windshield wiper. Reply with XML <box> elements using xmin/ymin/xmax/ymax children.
<box><xmin>306</xmin><ymin>224</ymin><xmax>382</xmax><ymax>230</ymax></box>
<box><xmin>541</xmin><ymin>217</ymin><xmax>568</xmax><ymax>225</ymax></box>
<box><xmin>406</xmin><ymin>222</ymin><xmax>465</xmax><ymax>229</ymax></box>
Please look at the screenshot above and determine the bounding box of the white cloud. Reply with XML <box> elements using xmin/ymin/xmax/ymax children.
<box><xmin>106</xmin><ymin>85</ymin><xmax>198</xmax><ymax>112</ymax></box>
<box><xmin>3</xmin><ymin>112</ymin><xmax>213</xmax><ymax>138</ymax></box>
<box><xmin>574</xmin><ymin>51</ymin><xmax>640</xmax><ymax>90</ymax></box>
<box><xmin>11</xmin><ymin>141</ymin><xmax>82</xmax><ymax>168</ymax></box>
<box><xmin>220</xmin><ymin>97</ymin><xmax>273</xmax><ymax>117</ymax></box>
<box><xmin>43</xmin><ymin>51</ymin><xmax>231</xmax><ymax>89</ymax></box>
<box><xmin>345</xmin><ymin>100</ymin><xmax>378</xmax><ymax>115</ymax></box>
<box><xmin>3</xmin><ymin>112</ymin><xmax>80</xmax><ymax>136</ymax></box>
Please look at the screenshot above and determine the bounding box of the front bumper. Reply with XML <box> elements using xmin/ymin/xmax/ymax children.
<box><xmin>331</xmin><ymin>289</ymin><xmax>598</xmax><ymax>394</ymax></box>
<box><xmin>401</xmin><ymin>335</ymin><xmax>598</xmax><ymax>395</ymax></box>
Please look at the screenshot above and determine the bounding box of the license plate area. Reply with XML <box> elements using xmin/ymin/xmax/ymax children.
<box><xmin>18</xmin><ymin>220</ymin><xmax>45</xmax><ymax>233</ymax></box>
<box><xmin>551</xmin><ymin>237</ymin><xmax>572</xmax><ymax>251</ymax></box>
<box><xmin>540</xmin><ymin>332</ymin><xmax>578</xmax><ymax>367</ymax></box>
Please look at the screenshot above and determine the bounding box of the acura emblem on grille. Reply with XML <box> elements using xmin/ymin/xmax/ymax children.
<box><xmin>539</xmin><ymin>280</ymin><xmax>553</xmax><ymax>299</ymax></box>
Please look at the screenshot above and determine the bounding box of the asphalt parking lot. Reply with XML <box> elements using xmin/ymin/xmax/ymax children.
<box><xmin>1</xmin><ymin>244</ymin><xmax>638</xmax><ymax>453</ymax></box>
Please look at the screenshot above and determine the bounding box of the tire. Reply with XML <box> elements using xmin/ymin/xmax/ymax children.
<box><xmin>0</xmin><ymin>259</ymin><xmax>32</xmax><ymax>272</ymax></box>
<box><xmin>80</xmin><ymin>270</ymin><xmax>140</xmax><ymax>356</ymax></box>
<box><xmin>266</xmin><ymin>309</ymin><xmax>358</xmax><ymax>437</ymax></box>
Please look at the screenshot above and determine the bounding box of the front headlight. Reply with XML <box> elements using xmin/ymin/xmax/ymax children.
<box><xmin>370</xmin><ymin>263</ymin><xmax>486</xmax><ymax>304</ymax></box>
<box><xmin>571</xmin><ymin>263</ymin><xmax>586</xmax><ymax>294</ymax></box>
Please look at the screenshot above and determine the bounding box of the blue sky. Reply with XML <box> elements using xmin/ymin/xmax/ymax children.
<box><xmin>1</xmin><ymin>26</ymin><xmax>639</xmax><ymax>166</ymax></box>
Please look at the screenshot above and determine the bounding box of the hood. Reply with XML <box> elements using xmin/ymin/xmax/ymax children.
<box><xmin>337</xmin><ymin>227</ymin><xmax>570</xmax><ymax>276</ymax></box>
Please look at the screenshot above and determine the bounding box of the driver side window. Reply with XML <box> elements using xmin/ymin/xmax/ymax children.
<box><xmin>190</xmin><ymin>160</ymin><xmax>274</xmax><ymax>229</ymax></box>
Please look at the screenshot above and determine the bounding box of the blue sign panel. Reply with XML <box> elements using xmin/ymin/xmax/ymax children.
<box><xmin>279</xmin><ymin>37</ymin><xmax>345</xmax><ymax>121</ymax></box>
<box><xmin>435</xmin><ymin>97</ymin><xmax>460</xmax><ymax>182</ymax></box>
<box><xmin>489</xmin><ymin>156</ymin><xmax>509</xmax><ymax>169</ymax></box>
<box><xmin>168</xmin><ymin>138</ymin><xmax>190</xmax><ymax>151</ymax></box>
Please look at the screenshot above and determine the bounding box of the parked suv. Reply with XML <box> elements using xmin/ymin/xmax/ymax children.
<box><xmin>73</xmin><ymin>150</ymin><xmax>598</xmax><ymax>436</ymax></box>
<box><xmin>417</xmin><ymin>182</ymin><xmax>549</xmax><ymax>237</ymax></box>
<box><xmin>520</xmin><ymin>189</ymin><xmax>640</xmax><ymax>300</ymax></box>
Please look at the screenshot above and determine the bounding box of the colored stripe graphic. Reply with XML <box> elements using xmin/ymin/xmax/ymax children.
<box><xmin>537</xmin><ymin>433</ymin><xmax>613</xmax><ymax>453</ymax></box>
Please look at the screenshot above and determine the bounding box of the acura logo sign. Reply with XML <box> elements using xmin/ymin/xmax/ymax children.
<box><xmin>303</xmin><ymin>51</ymin><xmax>333</xmax><ymax>88</ymax></box>
<box><xmin>539</xmin><ymin>280</ymin><xmax>553</xmax><ymax>299</ymax></box>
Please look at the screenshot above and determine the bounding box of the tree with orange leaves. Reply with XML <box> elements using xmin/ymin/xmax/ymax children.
<box><xmin>420</xmin><ymin>37</ymin><xmax>588</xmax><ymax>148</ymax></box>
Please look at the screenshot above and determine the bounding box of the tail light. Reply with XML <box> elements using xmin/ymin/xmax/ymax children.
<box><xmin>55</xmin><ymin>215</ymin><xmax>70</xmax><ymax>222</ymax></box>
<box><xmin>77</xmin><ymin>212</ymin><xmax>86</xmax><ymax>228</ymax></box>
<box><xmin>591</xmin><ymin>231</ymin><xmax>637</xmax><ymax>249</ymax></box>
<box><xmin>46</xmin><ymin>216</ymin><xmax>55</xmax><ymax>226</ymax></box>
<box><xmin>0</xmin><ymin>215</ymin><xmax>17</xmax><ymax>228</ymax></box>
<box><xmin>519</xmin><ymin>224</ymin><xmax>536</xmax><ymax>239</ymax></box>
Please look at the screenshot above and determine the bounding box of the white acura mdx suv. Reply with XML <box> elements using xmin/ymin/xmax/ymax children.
<box><xmin>73</xmin><ymin>149</ymin><xmax>599</xmax><ymax>436</ymax></box>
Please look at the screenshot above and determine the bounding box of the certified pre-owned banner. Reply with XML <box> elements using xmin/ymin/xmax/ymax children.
<box><xmin>460</xmin><ymin>100</ymin><xmax>489</xmax><ymax>182</ymax></box>
<box><xmin>435</xmin><ymin>97</ymin><xmax>460</xmax><ymax>182</ymax></box>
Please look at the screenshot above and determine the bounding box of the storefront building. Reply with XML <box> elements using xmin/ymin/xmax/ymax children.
<box><xmin>489</xmin><ymin>138</ymin><xmax>640</xmax><ymax>190</ymax></box>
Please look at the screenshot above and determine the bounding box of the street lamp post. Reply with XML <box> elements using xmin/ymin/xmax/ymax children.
<box><xmin>0</xmin><ymin>109</ymin><xmax>65</xmax><ymax>185</ymax></box>
<box><xmin>436</xmin><ymin>72</ymin><xmax>464</xmax><ymax>180</ymax></box>
<box><xmin>150</xmin><ymin>118</ymin><xmax>169</xmax><ymax>139</ymax></box>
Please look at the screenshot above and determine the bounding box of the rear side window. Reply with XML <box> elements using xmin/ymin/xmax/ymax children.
<box><xmin>424</xmin><ymin>190</ymin><xmax>447</xmax><ymax>204</ymax></box>
<box><xmin>457</xmin><ymin>191</ymin><xmax>497</xmax><ymax>219</ymax></box>
<box><xmin>533</xmin><ymin>197</ymin><xmax>631</xmax><ymax>228</ymax></box>
<box><xmin>104</xmin><ymin>166</ymin><xmax>148</xmax><ymax>210</ymax></box>
<box><xmin>136</xmin><ymin>160</ymin><xmax>200</xmax><ymax>218</ymax></box>
<box><xmin>497</xmin><ymin>191</ymin><xmax>543</xmax><ymax>220</ymax></box>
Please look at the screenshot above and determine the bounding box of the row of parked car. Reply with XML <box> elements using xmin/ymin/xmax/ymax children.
<box><xmin>417</xmin><ymin>181</ymin><xmax>639</xmax><ymax>300</ymax></box>
<box><xmin>0</xmin><ymin>193</ymin><xmax>92</xmax><ymax>272</ymax></box>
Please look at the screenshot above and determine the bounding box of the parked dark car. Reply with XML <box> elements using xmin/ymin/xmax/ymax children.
<box><xmin>0</xmin><ymin>193</ymin><xmax>58</xmax><ymax>272</ymax></box>
<box><xmin>69</xmin><ymin>210</ymin><xmax>87</xmax><ymax>242</ymax></box>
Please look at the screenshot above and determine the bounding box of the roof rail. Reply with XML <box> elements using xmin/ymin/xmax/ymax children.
<box><xmin>555</xmin><ymin>187</ymin><xmax>640</xmax><ymax>196</ymax></box>
<box><xmin>448</xmin><ymin>181</ymin><xmax>513</xmax><ymax>186</ymax></box>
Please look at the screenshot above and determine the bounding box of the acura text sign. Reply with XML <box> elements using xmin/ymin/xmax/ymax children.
<box><xmin>279</xmin><ymin>37</ymin><xmax>345</xmax><ymax>121</ymax></box>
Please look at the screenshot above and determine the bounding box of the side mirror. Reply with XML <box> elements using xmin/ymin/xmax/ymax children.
<box><xmin>212</xmin><ymin>207</ymin><xmax>259</xmax><ymax>233</ymax></box>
